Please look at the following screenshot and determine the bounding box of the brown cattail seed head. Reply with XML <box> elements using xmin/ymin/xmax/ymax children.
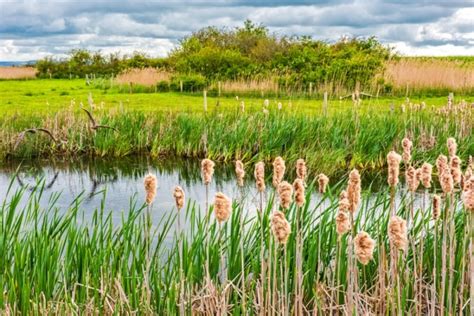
<box><xmin>440</xmin><ymin>169</ymin><xmax>454</xmax><ymax>194</ymax></box>
<box><xmin>201</xmin><ymin>159</ymin><xmax>215</xmax><ymax>185</ymax></box>
<box><xmin>401</xmin><ymin>137</ymin><xmax>412</xmax><ymax>163</ymax></box>
<box><xmin>387</xmin><ymin>151</ymin><xmax>402</xmax><ymax>186</ymax></box>
<box><xmin>335</xmin><ymin>211</ymin><xmax>351</xmax><ymax>235</ymax></box>
<box><xmin>447</xmin><ymin>137</ymin><xmax>457</xmax><ymax>157</ymax></box>
<box><xmin>421</xmin><ymin>162</ymin><xmax>432</xmax><ymax>188</ymax></box>
<box><xmin>347</xmin><ymin>169</ymin><xmax>361</xmax><ymax>213</ymax></box>
<box><xmin>354</xmin><ymin>231</ymin><xmax>376</xmax><ymax>265</ymax></box>
<box><xmin>214</xmin><ymin>192</ymin><xmax>232</xmax><ymax>223</ymax></box>
<box><xmin>318</xmin><ymin>173</ymin><xmax>329</xmax><ymax>194</ymax></box>
<box><xmin>271</xmin><ymin>210</ymin><xmax>291</xmax><ymax>244</ymax></box>
<box><xmin>293</xmin><ymin>179</ymin><xmax>305</xmax><ymax>207</ymax></box>
<box><xmin>463</xmin><ymin>176</ymin><xmax>474</xmax><ymax>211</ymax></box>
<box><xmin>339</xmin><ymin>190</ymin><xmax>351</xmax><ymax>212</ymax></box>
<box><xmin>278</xmin><ymin>181</ymin><xmax>293</xmax><ymax>209</ymax></box>
<box><xmin>432</xmin><ymin>194</ymin><xmax>441</xmax><ymax>220</ymax></box>
<box><xmin>464</xmin><ymin>167</ymin><xmax>473</xmax><ymax>192</ymax></box>
<box><xmin>449</xmin><ymin>155</ymin><xmax>462</xmax><ymax>185</ymax></box>
<box><xmin>272</xmin><ymin>156</ymin><xmax>286</xmax><ymax>188</ymax></box>
<box><xmin>388</xmin><ymin>216</ymin><xmax>408</xmax><ymax>251</ymax></box>
<box><xmin>144</xmin><ymin>173</ymin><xmax>157</xmax><ymax>205</ymax></box>
<box><xmin>173</xmin><ymin>186</ymin><xmax>185</xmax><ymax>210</ymax></box>
<box><xmin>296</xmin><ymin>158</ymin><xmax>307</xmax><ymax>181</ymax></box>
<box><xmin>406</xmin><ymin>166</ymin><xmax>419</xmax><ymax>192</ymax></box>
<box><xmin>254</xmin><ymin>162</ymin><xmax>265</xmax><ymax>192</ymax></box>
<box><xmin>436</xmin><ymin>155</ymin><xmax>448</xmax><ymax>175</ymax></box>
<box><xmin>235</xmin><ymin>160</ymin><xmax>245</xmax><ymax>187</ymax></box>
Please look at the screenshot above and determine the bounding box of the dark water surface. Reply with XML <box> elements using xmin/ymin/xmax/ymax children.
<box><xmin>0</xmin><ymin>156</ymin><xmax>426</xmax><ymax>227</ymax></box>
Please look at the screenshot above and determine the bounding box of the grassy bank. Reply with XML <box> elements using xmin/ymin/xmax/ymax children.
<box><xmin>1</xmin><ymin>98</ymin><xmax>473</xmax><ymax>177</ymax></box>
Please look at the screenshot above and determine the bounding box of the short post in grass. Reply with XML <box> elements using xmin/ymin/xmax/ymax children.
<box><xmin>203</xmin><ymin>90</ymin><xmax>208</xmax><ymax>112</ymax></box>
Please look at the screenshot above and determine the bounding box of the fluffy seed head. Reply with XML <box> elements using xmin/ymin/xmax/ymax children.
<box><xmin>272</xmin><ymin>156</ymin><xmax>286</xmax><ymax>188</ymax></box>
<box><xmin>214</xmin><ymin>192</ymin><xmax>232</xmax><ymax>223</ymax></box>
<box><xmin>463</xmin><ymin>176</ymin><xmax>474</xmax><ymax>211</ymax></box>
<box><xmin>447</xmin><ymin>137</ymin><xmax>457</xmax><ymax>157</ymax></box>
<box><xmin>347</xmin><ymin>169</ymin><xmax>361</xmax><ymax>213</ymax></box>
<box><xmin>464</xmin><ymin>167</ymin><xmax>473</xmax><ymax>192</ymax></box>
<box><xmin>254</xmin><ymin>162</ymin><xmax>265</xmax><ymax>192</ymax></box>
<box><xmin>338</xmin><ymin>190</ymin><xmax>351</xmax><ymax>212</ymax></box>
<box><xmin>235</xmin><ymin>160</ymin><xmax>245</xmax><ymax>187</ymax></box>
<box><xmin>296</xmin><ymin>158</ymin><xmax>307</xmax><ymax>181</ymax></box>
<box><xmin>173</xmin><ymin>186</ymin><xmax>185</xmax><ymax>210</ymax></box>
<box><xmin>436</xmin><ymin>155</ymin><xmax>449</xmax><ymax>175</ymax></box>
<box><xmin>354</xmin><ymin>231</ymin><xmax>376</xmax><ymax>265</ymax></box>
<box><xmin>144</xmin><ymin>173</ymin><xmax>157</xmax><ymax>205</ymax></box>
<box><xmin>318</xmin><ymin>173</ymin><xmax>329</xmax><ymax>194</ymax></box>
<box><xmin>432</xmin><ymin>194</ymin><xmax>441</xmax><ymax>220</ymax></box>
<box><xmin>401</xmin><ymin>137</ymin><xmax>412</xmax><ymax>163</ymax></box>
<box><xmin>335</xmin><ymin>211</ymin><xmax>351</xmax><ymax>235</ymax></box>
<box><xmin>293</xmin><ymin>179</ymin><xmax>305</xmax><ymax>207</ymax></box>
<box><xmin>406</xmin><ymin>166</ymin><xmax>419</xmax><ymax>192</ymax></box>
<box><xmin>449</xmin><ymin>156</ymin><xmax>462</xmax><ymax>184</ymax></box>
<box><xmin>420</xmin><ymin>162</ymin><xmax>432</xmax><ymax>188</ymax></box>
<box><xmin>271</xmin><ymin>210</ymin><xmax>291</xmax><ymax>244</ymax></box>
<box><xmin>440</xmin><ymin>169</ymin><xmax>454</xmax><ymax>194</ymax></box>
<box><xmin>387</xmin><ymin>151</ymin><xmax>402</xmax><ymax>186</ymax></box>
<box><xmin>388</xmin><ymin>216</ymin><xmax>408</xmax><ymax>251</ymax></box>
<box><xmin>278</xmin><ymin>181</ymin><xmax>293</xmax><ymax>209</ymax></box>
<box><xmin>201</xmin><ymin>159</ymin><xmax>215</xmax><ymax>185</ymax></box>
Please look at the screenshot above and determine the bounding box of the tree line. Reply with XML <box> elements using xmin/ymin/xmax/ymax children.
<box><xmin>35</xmin><ymin>20</ymin><xmax>393</xmax><ymax>91</ymax></box>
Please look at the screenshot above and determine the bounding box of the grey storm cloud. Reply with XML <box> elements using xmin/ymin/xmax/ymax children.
<box><xmin>0</xmin><ymin>0</ymin><xmax>473</xmax><ymax>60</ymax></box>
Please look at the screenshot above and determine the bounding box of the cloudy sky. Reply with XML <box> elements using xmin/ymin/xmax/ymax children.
<box><xmin>0</xmin><ymin>0</ymin><xmax>473</xmax><ymax>61</ymax></box>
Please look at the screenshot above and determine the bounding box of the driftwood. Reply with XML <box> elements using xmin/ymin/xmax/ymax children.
<box><xmin>13</xmin><ymin>128</ymin><xmax>60</xmax><ymax>151</ymax></box>
<box><xmin>81</xmin><ymin>108</ymin><xmax>118</xmax><ymax>132</ymax></box>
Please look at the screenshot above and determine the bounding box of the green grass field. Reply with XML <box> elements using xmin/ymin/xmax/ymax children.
<box><xmin>1</xmin><ymin>79</ymin><xmax>472</xmax><ymax>116</ymax></box>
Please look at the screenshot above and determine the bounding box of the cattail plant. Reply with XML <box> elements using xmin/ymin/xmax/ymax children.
<box><xmin>271</xmin><ymin>210</ymin><xmax>291</xmax><ymax>315</ymax></box>
<box><xmin>272</xmin><ymin>156</ymin><xmax>286</xmax><ymax>188</ymax></box>
<box><xmin>317</xmin><ymin>173</ymin><xmax>329</xmax><ymax>194</ymax></box>
<box><xmin>201</xmin><ymin>158</ymin><xmax>215</xmax><ymax>211</ymax></box>
<box><xmin>296</xmin><ymin>158</ymin><xmax>307</xmax><ymax>182</ymax></box>
<box><xmin>143</xmin><ymin>173</ymin><xmax>157</xmax><ymax>300</ymax></box>
<box><xmin>174</xmin><ymin>186</ymin><xmax>186</xmax><ymax>316</ymax></box>
<box><xmin>293</xmin><ymin>178</ymin><xmax>305</xmax><ymax>315</ymax></box>
<box><xmin>213</xmin><ymin>192</ymin><xmax>232</xmax><ymax>290</ymax></box>
<box><xmin>235</xmin><ymin>160</ymin><xmax>245</xmax><ymax>187</ymax></box>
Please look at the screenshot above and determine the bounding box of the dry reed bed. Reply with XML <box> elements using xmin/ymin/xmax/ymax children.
<box><xmin>385</xmin><ymin>58</ymin><xmax>474</xmax><ymax>90</ymax></box>
<box><xmin>0</xmin><ymin>66</ymin><xmax>36</xmax><ymax>79</ymax></box>
<box><xmin>114</xmin><ymin>67</ymin><xmax>171</xmax><ymax>86</ymax></box>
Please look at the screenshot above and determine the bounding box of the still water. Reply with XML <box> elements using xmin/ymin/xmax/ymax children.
<box><xmin>0</xmin><ymin>156</ymin><xmax>427</xmax><ymax>228</ymax></box>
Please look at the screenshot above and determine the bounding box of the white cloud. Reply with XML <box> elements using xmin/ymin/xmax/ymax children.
<box><xmin>0</xmin><ymin>0</ymin><xmax>472</xmax><ymax>60</ymax></box>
